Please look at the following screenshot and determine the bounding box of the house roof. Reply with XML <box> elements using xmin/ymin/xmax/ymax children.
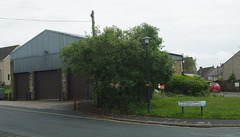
<box><xmin>223</xmin><ymin>50</ymin><xmax>240</xmax><ymax>66</ymax></box>
<box><xmin>197</xmin><ymin>66</ymin><xmax>214</xmax><ymax>77</ymax></box>
<box><xmin>0</xmin><ymin>45</ymin><xmax>19</xmax><ymax>60</ymax></box>
<box><xmin>208</xmin><ymin>67</ymin><xmax>223</xmax><ymax>76</ymax></box>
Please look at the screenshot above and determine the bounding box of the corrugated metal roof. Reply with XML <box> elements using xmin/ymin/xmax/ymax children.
<box><xmin>46</xmin><ymin>29</ymin><xmax>85</xmax><ymax>38</ymax></box>
<box><xmin>11</xmin><ymin>29</ymin><xmax>84</xmax><ymax>73</ymax></box>
<box><xmin>11</xmin><ymin>29</ymin><xmax>84</xmax><ymax>57</ymax></box>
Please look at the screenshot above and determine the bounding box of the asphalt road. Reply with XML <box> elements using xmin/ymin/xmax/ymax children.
<box><xmin>1</xmin><ymin>105</ymin><xmax>240</xmax><ymax>137</ymax></box>
<box><xmin>223</xmin><ymin>92</ymin><xmax>240</xmax><ymax>97</ymax></box>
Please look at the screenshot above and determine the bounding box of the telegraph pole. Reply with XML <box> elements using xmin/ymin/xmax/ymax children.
<box><xmin>90</xmin><ymin>10</ymin><xmax>96</xmax><ymax>37</ymax></box>
<box><xmin>143</xmin><ymin>36</ymin><xmax>151</xmax><ymax>113</ymax></box>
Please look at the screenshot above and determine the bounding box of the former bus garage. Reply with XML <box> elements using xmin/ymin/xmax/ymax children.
<box><xmin>10</xmin><ymin>29</ymin><xmax>91</xmax><ymax>100</ymax></box>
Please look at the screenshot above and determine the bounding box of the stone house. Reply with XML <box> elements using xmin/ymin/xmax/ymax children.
<box><xmin>0</xmin><ymin>45</ymin><xmax>19</xmax><ymax>86</ymax></box>
<box><xmin>207</xmin><ymin>66</ymin><xmax>223</xmax><ymax>81</ymax></box>
<box><xmin>197</xmin><ymin>66</ymin><xmax>214</xmax><ymax>81</ymax></box>
<box><xmin>169</xmin><ymin>53</ymin><xmax>183</xmax><ymax>75</ymax></box>
<box><xmin>222</xmin><ymin>51</ymin><xmax>240</xmax><ymax>81</ymax></box>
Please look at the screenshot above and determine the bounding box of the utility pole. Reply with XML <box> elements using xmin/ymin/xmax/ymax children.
<box><xmin>143</xmin><ymin>36</ymin><xmax>151</xmax><ymax>113</ymax></box>
<box><xmin>90</xmin><ymin>10</ymin><xmax>96</xmax><ymax>37</ymax></box>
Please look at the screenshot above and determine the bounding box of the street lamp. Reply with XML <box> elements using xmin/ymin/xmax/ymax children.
<box><xmin>143</xmin><ymin>36</ymin><xmax>151</xmax><ymax>113</ymax></box>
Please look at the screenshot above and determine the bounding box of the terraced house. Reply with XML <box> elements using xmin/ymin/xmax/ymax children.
<box><xmin>0</xmin><ymin>45</ymin><xmax>19</xmax><ymax>86</ymax></box>
<box><xmin>222</xmin><ymin>50</ymin><xmax>240</xmax><ymax>81</ymax></box>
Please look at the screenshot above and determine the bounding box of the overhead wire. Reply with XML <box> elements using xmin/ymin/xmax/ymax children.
<box><xmin>0</xmin><ymin>17</ymin><xmax>91</xmax><ymax>23</ymax></box>
<box><xmin>0</xmin><ymin>4</ymin><xmax>80</xmax><ymax>12</ymax></box>
<box><xmin>0</xmin><ymin>4</ymin><xmax>91</xmax><ymax>23</ymax></box>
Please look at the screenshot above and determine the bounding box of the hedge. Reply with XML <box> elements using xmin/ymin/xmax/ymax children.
<box><xmin>166</xmin><ymin>75</ymin><xmax>210</xmax><ymax>96</ymax></box>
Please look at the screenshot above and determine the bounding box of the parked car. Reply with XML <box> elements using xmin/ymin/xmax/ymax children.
<box><xmin>209</xmin><ymin>82</ymin><xmax>221</xmax><ymax>92</ymax></box>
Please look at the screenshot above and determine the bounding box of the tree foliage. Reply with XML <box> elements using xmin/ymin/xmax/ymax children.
<box><xmin>60</xmin><ymin>23</ymin><xmax>174</xmax><ymax>111</ymax></box>
<box><xmin>183</xmin><ymin>56</ymin><xmax>197</xmax><ymax>74</ymax></box>
<box><xmin>228</xmin><ymin>71</ymin><xmax>236</xmax><ymax>82</ymax></box>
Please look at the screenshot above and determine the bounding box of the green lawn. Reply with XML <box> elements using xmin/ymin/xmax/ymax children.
<box><xmin>132</xmin><ymin>95</ymin><xmax>240</xmax><ymax>119</ymax></box>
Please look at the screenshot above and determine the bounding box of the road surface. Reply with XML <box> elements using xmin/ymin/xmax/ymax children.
<box><xmin>0</xmin><ymin>105</ymin><xmax>240</xmax><ymax>137</ymax></box>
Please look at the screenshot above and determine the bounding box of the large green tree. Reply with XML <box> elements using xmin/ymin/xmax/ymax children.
<box><xmin>183</xmin><ymin>56</ymin><xmax>197</xmax><ymax>74</ymax></box>
<box><xmin>60</xmin><ymin>23</ymin><xmax>174</xmax><ymax>111</ymax></box>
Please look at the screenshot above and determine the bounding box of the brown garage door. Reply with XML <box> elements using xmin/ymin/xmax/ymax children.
<box><xmin>68</xmin><ymin>74</ymin><xmax>91</xmax><ymax>100</ymax></box>
<box><xmin>35</xmin><ymin>70</ymin><xmax>61</xmax><ymax>99</ymax></box>
<box><xmin>15</xmin><ymin>73</ymin><xmax>29</xmax><ymax>100</ymax></box>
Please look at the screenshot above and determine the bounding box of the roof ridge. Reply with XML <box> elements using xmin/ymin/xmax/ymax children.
<box><xmin>0</xmin><ymin>45</ymin><xmax>19</xmax><ymax>49</ymax></box>
<box><xmin>44</xmin><ymin>29</ymin><xmax>85</xmax><ymax>38</ymax></box>
<box><xmin>0</xmin><ymin>45</ymin><xmax>19</xmax><ymax>60</ymax></box>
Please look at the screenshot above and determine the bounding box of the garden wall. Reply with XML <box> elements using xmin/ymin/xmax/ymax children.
<box><xmin>220</xmin><ymin>82</ymin><xmax>240</xmax><ymax>92</ymax></box>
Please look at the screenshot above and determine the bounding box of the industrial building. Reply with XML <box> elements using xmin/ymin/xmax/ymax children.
<box><xmin>10</xmin><ymin>30</ymin><xmax>90</xmax><ymax>100</ymax></box>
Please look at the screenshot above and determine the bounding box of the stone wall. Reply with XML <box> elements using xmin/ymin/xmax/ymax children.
<box><xmin>29</xmin><ymin>72</ymin><xmax>35</xmax><ymax>100</ymax></box>
<box><xmin>173</xmin><ymin>60</ymin><xmax>182</xmax><ymax>75</ymax></box>
<box><xmin>61</xmin><ymin>71</ymin><xmax>68</xmax><ymax>100</ymax></box>
<box><xmin>221</xmin><ymin>81</ymin><xmax>240</xmax><ymax>92</ymax></box>
<box><xmin>10</xmin><ymin>60</ymin><xmax>14</xmax><ymax>100</ymax></box>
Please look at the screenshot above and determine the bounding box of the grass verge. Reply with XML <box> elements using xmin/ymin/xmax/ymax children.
<box><xmin>132</xmin><ymin>94</ymin><xmax>240</xmax><ymax>119</ymax></box>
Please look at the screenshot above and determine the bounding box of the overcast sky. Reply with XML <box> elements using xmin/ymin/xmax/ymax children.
<box><xmin>1</xmin><ymin>0</ymin><xmax>240</xmax><ymax>69</ymax></box>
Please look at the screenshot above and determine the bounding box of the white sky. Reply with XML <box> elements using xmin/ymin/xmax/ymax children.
<box><xmin>0</xmin><ymin>0</ymin><xmax>240</xmax><ymax>69</ymax></box>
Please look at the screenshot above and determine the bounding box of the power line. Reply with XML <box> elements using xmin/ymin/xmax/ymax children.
<box><xmin>0</xmin><ymin>4</ymin><xmax>80</xmax><ymax>13</ymax></box>
<box><xmin>0</xmin><ymin>17</ymin><xmax>91</xmax><ymax>23</ymax></box>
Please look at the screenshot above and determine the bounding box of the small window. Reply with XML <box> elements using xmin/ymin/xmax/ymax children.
<box><xmin>8</xmin><ymin>74</ymin><xmax>10</xmax><ymax>80</ymax></box>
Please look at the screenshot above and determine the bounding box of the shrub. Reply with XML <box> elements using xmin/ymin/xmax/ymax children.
<box><xmin>228</xmin><ymin>72</ymin><xmax>236</xmax><ymax>82</ymax></box>
<box><xmin>166</xmin><ymin>75</ymin><xmax>209</xmax><ymax>96</ymax></box>
<box><xmin>60</xmin><ymin>23</ymin><xmax>174</xmax><ymax>112</ymax></box>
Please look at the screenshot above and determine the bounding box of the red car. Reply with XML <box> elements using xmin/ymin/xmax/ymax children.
<box><xmin>209</xmin><ymin>82</ymin><xmax>221</xmax><ymax>92</ymax></box>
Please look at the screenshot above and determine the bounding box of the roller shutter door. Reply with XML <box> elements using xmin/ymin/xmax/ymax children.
<box><xmin>68</xmin><ymin>74</ymin><xmax>90</xmax><ymax>100</ymax></box>
<box><xmin>15</xmin><ymin>73</ymin><xmax>29</xmax><ymax>100</ymax></box>
<box><xmin>35</xmin><ymin>70</ymin><xmax>61</xmax><ymax>99</ymax></box>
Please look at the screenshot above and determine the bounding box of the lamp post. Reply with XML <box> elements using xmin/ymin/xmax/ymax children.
<box><xmin>143</xmin><ymin>36</ymin><xmax>151</xmax><ymax>113</ymax></box>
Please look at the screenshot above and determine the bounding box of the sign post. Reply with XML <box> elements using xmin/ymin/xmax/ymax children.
<box><xmin>158</xmin><ymin>84</ymin><xmax>165</xmax><ymax>97</ymax></box>
<box><xmin>161</xmin><ymin>84</ymin><xmax>165</xmax><ymax>97</ymax></box>
<box><xmin>178</xmin><ymin>101</ymin><xmax>206</xmax><ymax>115</ymax></box>
<box><xmin>235</xmin><ymin>82</ymin><xmax>239</xmax><ymax>87</ymax></box>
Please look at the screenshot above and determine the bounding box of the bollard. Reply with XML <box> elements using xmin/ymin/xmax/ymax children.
<box><xmin>73</xmin><ymin>97</ymin><xmax>76</xmax><ymax>110</ymax></box>
<box><xmin>9</xmin><ymin>93</ymin><xmax>11</xmax><ymax>101</ymax></box>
